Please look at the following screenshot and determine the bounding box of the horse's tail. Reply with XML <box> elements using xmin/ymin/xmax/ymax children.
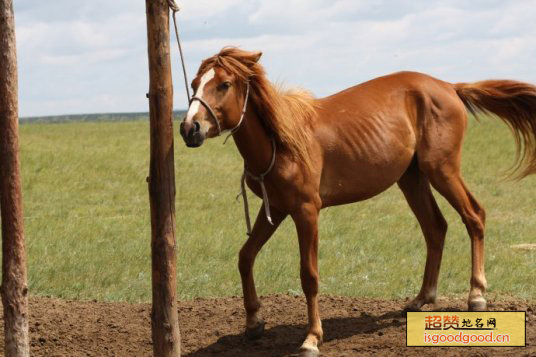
<box><xmin>454</xmin><ymin>80</ymin><xmax>536</xmax><ymax>178</ymax></box>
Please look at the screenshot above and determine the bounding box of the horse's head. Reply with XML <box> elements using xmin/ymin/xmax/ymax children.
<box><xmin>179</xmin><ymin>48</ymin><xmax>262</xmax><ymax>147</ymax></box>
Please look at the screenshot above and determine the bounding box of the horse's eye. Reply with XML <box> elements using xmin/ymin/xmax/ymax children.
<box><xmin>219</xmin><ymin>81</ymin><xmax>232</xmax><ymax>90</ymax></box>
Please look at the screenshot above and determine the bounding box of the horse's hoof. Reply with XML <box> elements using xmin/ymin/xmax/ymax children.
<box><xmin>403</xmin><ymin>303</ymin><xmax>421</xmax><ymax>312</ymax></box>
<box><xmin>299</xmin><ymin>346</ymin><xmax>320</xmax><ymax>357</ymax></box>
<box><xmin>245</xmin><ymin>320</ymin><xmax>265</xmax><ymax>340</ymax></box>
<box><xmin>404</xmin><ymin>300</ymin><xmax>424</xmax><ymax>312</ymax></box>
<box><xmin>468</xmin><ymin>296</ymin><xmax>487</xmax><ymax>311</ymax></box>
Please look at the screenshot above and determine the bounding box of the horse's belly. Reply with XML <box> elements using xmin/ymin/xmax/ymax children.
<box><xmin>318</xmin><ymin>137</ymin><xmax>415</xmax><ymax>207</ymax></box>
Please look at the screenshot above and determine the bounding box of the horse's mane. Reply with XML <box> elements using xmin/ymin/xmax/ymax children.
<box><xmin>198</xmin><ymin>47</ymin><xmax>317</xmax><ymax>167</ymax></box>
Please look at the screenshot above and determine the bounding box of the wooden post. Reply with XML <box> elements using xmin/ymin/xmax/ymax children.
<box><xmin>0</xmin><ymin>0</ymin><xmax>30</xmax><ymax>356</ymax></box>
<box><xmin>145</xmin><ymin>0</ymin><xmax>181</xmax><ymax>356</ymax></box>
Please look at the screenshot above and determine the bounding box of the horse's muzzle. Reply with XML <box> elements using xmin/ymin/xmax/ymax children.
<box><xmin>180</xmin><ymin>120</ymin><xmax>205</xmax><ymax>147</ymax></box>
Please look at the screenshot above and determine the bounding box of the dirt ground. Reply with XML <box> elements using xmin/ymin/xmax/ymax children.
<box><xmin>0</xmin><ymin>294</ymin><xmax>534</xmax><ymax>356</ymax></box>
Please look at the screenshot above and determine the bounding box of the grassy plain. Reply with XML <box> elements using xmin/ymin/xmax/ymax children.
<box><xmin>16</xmin><ymin>117</ymin><xmax>535</xmax><ymax>302</ymax></box>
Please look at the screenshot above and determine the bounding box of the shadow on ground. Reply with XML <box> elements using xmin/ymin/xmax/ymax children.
<box><xmin>185</xmin><ymin>311</ymin><xmax>405</xmax><ymax>357</ymax></box>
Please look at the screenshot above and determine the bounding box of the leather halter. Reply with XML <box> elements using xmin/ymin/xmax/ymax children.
<box><xmin>188</xmin><ymin>81</ymin><xmax>251</xmax><ymax>144</ymax></box>
<box><xmin>188</xmin><ymin>80</ymin><xmax>276</xmax><ymax>236</ymax></box>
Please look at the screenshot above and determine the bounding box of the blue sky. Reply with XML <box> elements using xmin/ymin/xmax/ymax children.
<box><xmin>14</xmin><ymin>0</ymin><xmax>536</xmax><ymax>117</ymax></box>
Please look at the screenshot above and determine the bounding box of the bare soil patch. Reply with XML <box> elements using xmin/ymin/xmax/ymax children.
<box><xmin>0</xmin><ymin>295</ymin><xmax>534</xmax><ymax>356</ymax></box>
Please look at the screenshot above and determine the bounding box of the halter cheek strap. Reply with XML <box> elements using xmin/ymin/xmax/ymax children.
<box><xmin>223</xmin><ymin>81</ymin><xmax>250</xmax><ymax>144</ymax></box>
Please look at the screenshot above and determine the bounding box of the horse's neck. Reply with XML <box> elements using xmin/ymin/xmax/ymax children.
<box><xmin>232</xmin><ymin>108</ymin><xmax>274</xmax><ymax>174</ymax></box>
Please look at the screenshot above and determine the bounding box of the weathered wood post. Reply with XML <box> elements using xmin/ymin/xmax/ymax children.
<box><xmin>0</xmin><ymin>0</ymin><xmax>30</xmax><ymax>356</ymax></box>
<box><xmin>145</xmin><ymin>0</ymin><xmax>181</xmax><ymax>355</ymax></box>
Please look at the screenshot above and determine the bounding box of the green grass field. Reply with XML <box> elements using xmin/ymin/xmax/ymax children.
<box><xmin>16</xmin><ymin>117</ymin><xmax>535</xmax><ymax>303</ymax></box>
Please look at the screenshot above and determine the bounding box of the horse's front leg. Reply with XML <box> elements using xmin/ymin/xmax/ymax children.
<box><xmin>292</xmin><ymin>204</ymin><xmax>322</xmax><ymax>357</ymax></box>
<box><xmin>239</xmin><ymin>205</ymin><xmax>286</xmax><ymax>339</ymax></box>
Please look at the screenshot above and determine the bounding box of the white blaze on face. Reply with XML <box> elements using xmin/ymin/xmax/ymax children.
<box><xmin>184</xmin><ymin>68</ymin><xmax>215</xmax><ymax>125</ymax></box>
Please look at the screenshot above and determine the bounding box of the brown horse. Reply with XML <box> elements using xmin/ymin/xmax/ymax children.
<box><xmin>179</xmin><ymin>47</ymin><xmax>536</xmax><ymax>356</ymax></box>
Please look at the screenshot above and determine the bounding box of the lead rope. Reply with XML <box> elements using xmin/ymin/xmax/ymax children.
<box><xmin>168</xmin><ymin>0</ymin><xmax>191</xmax><ymax>101</ymax></box>
<box><xmin>239</xmin><ymin>171</ymin><xmax>252</xmax><ymax>234</ymax></box>
<box><xmin>168</xmin><ymin>0</ymin><xmax>246</xmax><ymax>138</ymax></box>
<box><xmin>238</xmin><ymin>137</ymin><xmax>277</xmax><ymax>235</ymax></box>
<box><xmin>167</xmin><ymin>1</ymin><xmax>276</xmax><ymax>236</ymax></box>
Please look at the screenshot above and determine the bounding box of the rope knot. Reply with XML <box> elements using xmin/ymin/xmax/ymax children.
<box><xmin>167</xmin><ymin>0</ymin><xmax>180</xmax><ymax>12</ymax></box>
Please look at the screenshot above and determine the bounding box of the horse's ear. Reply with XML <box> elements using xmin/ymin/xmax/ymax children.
<box><xmin>243</xmin><ymin>51</ymin><xmax>262</xmax><ymax>65</ymax></box>
<box><xmin>251</xmin><ymin>51</ymin><xmax>262</xmax><ymax>63</ymax></box>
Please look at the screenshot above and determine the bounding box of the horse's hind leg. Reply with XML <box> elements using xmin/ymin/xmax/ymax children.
<box><xmin>423</xmin><ymin>164</ymin><xmax>487</xmax><ymax>311</ymax></box>
<box><xmin>398</xmin><ymin>159</ymin><xmax>448</xmax><ymax>311</ymax></box>
<box><xmin>412</xmin><ymin>91</ymin><xmax>486</xmax><ymax>310</ymax></box>
<box><xmin>239</xmin><ymin>206</ymin><xmax>287</xmax><ymax>339</ymax></box>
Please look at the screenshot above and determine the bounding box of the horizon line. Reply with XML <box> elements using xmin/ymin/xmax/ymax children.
<box><xmin>20</xmin><ymin>109</ymin><xmax>188</xmax><ymax>120</ymax></box>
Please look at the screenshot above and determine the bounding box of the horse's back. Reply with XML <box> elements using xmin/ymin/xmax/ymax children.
<box><xmin>318</xmin><ymin>70</ymin><xmax>459</xmax><ymax>108</ymax></box>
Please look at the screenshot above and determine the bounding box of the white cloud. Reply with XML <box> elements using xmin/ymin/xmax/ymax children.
<box><xmin>12</xmin><ymin>0</ymin><xmax>536</xmax><ymax>116</ymax></box>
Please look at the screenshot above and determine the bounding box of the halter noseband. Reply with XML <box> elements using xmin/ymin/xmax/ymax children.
<box><xmin>188</xmin><ymin>81</ymin><xmax>251</xmax><ymax>144</ymax></box>
<box><xmin>189</xmin><ymin>95</ymin><xmax>221</xmax><ymax>134</ymax></box>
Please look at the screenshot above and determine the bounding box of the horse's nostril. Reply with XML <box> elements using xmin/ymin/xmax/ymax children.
<box><xmin>187</xmin><ymin>126</ymin><xmax>195</xmax><ymax>138</ymax></box>
<box><xmin>193</xmin><ymin>121</ymin><xmax>201</xmax><ymax>132</ymax></box>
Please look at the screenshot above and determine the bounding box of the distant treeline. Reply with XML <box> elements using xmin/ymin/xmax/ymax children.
<box><xmin>20</xmin><ymin>111</ymin><xmax>187</xmax><ymax>123</ymax></box>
